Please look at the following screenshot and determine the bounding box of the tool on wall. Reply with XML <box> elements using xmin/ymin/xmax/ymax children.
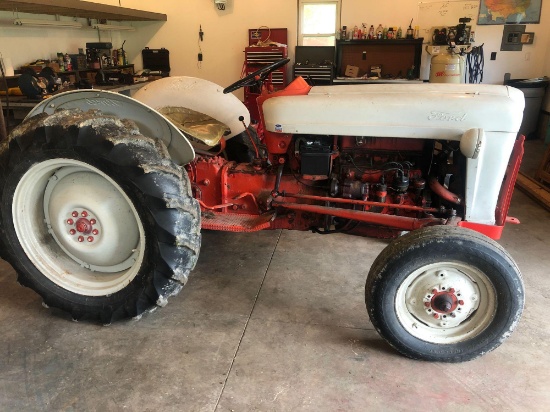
<box><xmin>214</xmin><ymin>0</ymin><xmax>227</xmax><ymax>10</ymax></box>
<box><xmin>198</xmin><ymin>25</ymin><xmax>203</xmax><ymax>68</ymax></box>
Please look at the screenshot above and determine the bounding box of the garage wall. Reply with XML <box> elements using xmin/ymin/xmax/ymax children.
<box><xmin>124</xmin><ymin>0</ymin><xmax>299</xmax><ymax>98</ymax></box>
<box><xmin>0</xmin><ymin>0</ymin><xmax>549</xmax><ymax>91</ymax></box>
<box><xmin>341</xmin><ymin>0</ymin><xmax>550</xmax><ymax>84</ymax></box>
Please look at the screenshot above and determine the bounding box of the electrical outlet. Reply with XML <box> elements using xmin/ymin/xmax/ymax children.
<box><xmin>491</xmin><ymin>52</ymin><xmax>497</xmax><ymax>60</ymax></box>
<box><xmin>198</xmin><ymin>53</ymin><xmax>203</xmax><ymax>61</ymax></box>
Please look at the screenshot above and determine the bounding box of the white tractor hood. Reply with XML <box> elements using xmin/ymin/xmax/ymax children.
<box><xmin>262</xmin><ymin>83</ymin><xmax>525</xmax><ymax>139</ymax></box>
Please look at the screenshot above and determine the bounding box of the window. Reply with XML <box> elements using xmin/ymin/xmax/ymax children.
<box><xmin>298</xmin><ymin>0</ymin><xmax>340</xmax><ymax>46</ymax></box>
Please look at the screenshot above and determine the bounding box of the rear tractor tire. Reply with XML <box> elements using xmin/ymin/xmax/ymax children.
<box><xmin>0</xmin><ymin>109</ymin><xmax>201</xmax><ymax>323</ymax></box>
<box><xmin>366</xmin><ymin>225</ymin><xmax>524</xmax><ymax>362</ymax></box>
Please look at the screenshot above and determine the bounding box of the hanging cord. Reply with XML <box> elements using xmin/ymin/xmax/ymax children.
<box><xmin>197</xmin><ymin>25</ymin><xmax>203</xmax><ymax>69</ymax></box>
<box><xmin>466</xmin><ymin>43</ymin><xmax>484</xmax><ymax>84</ymax></box>
<box><xmin>253</xmin><ymin>26</ymin><xmax>272</xmax><ymax>47</ymax></box>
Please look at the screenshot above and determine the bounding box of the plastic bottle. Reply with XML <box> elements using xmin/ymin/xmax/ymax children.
<box><xmin>341</xmin><ymin>26</ymin><xmax>347</xmax><ymax>40</ymax></box>
<box><xmin>57</xmin><ymin>53</ymin><xmax>65</xmax><ymax>71</ymax></box>
<box><xmin>353</xmin><ymin>25</ymin><xmax>359</xmax><ymax>39</ymax></box>
<box><xmin>383</xmin><ymin>27</ymin><xmax>388</xmax><ymax>39</ymax></box>
<box><xmin>414</xmin><ymin>25</ymin><xmax>420</xmax><ymax>39</ymax></box>
<box><xmin>369</xmin><ymin>25</ymin><xmax>375</xmax><ymax>39</ymax></box>
<box><xmin>376</xmin><ymin>24</ymin><xmax>383</xmax><ymax>40</ymax></box>
<box><xmin>64</xmin><ymin>53</ymin><xmax>72</xmax><ymax>71</ymax></box>
<box><xmin>397</xmin><ymin>26</ymin><xmax>402</xmax><ymax>39</ymax></box>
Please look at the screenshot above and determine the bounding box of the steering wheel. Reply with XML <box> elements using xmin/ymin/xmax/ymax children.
<box><xmin>223</xmin><ymin>58</ymin><xmax>290</xmax><ymax>94</ymax></box>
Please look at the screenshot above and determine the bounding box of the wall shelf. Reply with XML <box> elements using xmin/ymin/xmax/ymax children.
<box><xmin>336</xmin><ymin>38</ymin><xmax>424</xmax><ymax>80</ymax></box>
<box><xmin>0</xmin><ymin>0</ymin><xmax>166</xmax><ymax>22</ymax></box>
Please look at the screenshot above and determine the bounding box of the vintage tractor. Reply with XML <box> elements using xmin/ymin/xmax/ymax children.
<box><xmin>0</xmin><ymin>59</ymin><xmax>525</xmax><ymax>362</ymax></box>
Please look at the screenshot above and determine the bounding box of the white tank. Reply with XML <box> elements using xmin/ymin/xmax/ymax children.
<box><xmin>429</xmin><ymin>53</ymin><xmax>464</xmax><ymax>83</ymax></box>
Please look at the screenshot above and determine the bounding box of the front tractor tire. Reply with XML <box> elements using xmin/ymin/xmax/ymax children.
<box><xmin>366</xmin><ymin>226</ymin><xmax>524</xmax><ymax>362</ymax></box>
<box><xmin>0</xmin><ymin>109</ymin><xmax>201</xmax><ymax>323</ymax></box>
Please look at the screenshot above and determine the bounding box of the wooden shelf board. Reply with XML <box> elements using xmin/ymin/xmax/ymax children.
<box><xmin>0</xmin><ymin>0</ymin><xmax>166</xmax><ymax>21</ymax></box>
<box><xmin>516</xmin><ymin>172</ymin><xmax>550</xmax><ymax>212</ymax></box>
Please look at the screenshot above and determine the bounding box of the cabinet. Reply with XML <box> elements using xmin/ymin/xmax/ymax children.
<box><xmin>293</xmin><ymin>65</ymin><xmax>333</xmax><ymax>85</ymax></box>
<box><xmin>335</xmin><ymin>39</ymin><xmax>424</xmax><ymax>80</ymax></box>
<box><xmin>293</xmin><ymin>46</ymin><xmax>335</xmax><ymax>85</ymax></box>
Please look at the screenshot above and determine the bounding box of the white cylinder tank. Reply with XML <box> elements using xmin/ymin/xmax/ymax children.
<box><xmin>429</xmin><ymin>53</ymin><xmax>464</xmax><ymax>83</ymax></box>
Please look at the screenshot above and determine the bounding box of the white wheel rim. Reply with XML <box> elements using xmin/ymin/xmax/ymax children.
<box><xmin>12</xmin><ymin>159</ymin><xmax>145</xmax><ymax>296</ymax></box>
<box><xmin>395</xmin><ymin>262</ymin><xmax>496</xmax><ymax>344</ymax></box>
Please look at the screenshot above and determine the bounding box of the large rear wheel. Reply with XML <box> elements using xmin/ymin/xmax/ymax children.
<box><xmin>0</xmin><ymin>109</ymin><xmax>201</xmax><ymax>323</ymax></box>
<box><xmin>366</xmin><ymin>226</ymin><xmax>523</xmax><ymax>362</ymax></box>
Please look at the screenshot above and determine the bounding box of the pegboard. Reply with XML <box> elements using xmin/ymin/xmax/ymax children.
<box><xmin>339</xmin><ymin>44</ymin><xmax>416</xmax><ymax>78</ymax></box>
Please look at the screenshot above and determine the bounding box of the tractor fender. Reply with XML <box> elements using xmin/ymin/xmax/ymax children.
<box><xmin>133</xmin><ymin>76</ymin><xmax>250</xmax><ymax>139</ymax></box>
<box><xmin>25</xmin><ymin>89</ymin><xmax>195</xmax><ymax>166</ymax></box>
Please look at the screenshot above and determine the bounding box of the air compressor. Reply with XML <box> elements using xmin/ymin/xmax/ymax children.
<box><xmin>426</xmin><ymin>18</ymin><xmax>472</xmax><ymax>84</ymax></box>
<box><xmin>427</xmin><ymin>43</ymin><xmax>466</xmax><ymax>83</ymax></box>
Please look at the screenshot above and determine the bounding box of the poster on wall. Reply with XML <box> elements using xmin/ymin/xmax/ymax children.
<box><xmin>477</xmin><ymin>0</ymin><xmax>542</xmax><ymax>24</ymax></box>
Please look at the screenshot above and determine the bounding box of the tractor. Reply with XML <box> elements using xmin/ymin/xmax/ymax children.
<box><xmin>0</xmin><ymin>59</ymin><xmax>525</xmax><ymax>362</ymax></box>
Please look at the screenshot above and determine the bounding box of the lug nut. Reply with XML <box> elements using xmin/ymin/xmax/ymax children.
<box><xmin>69</xmin><ymin>229</ymin><xmax>76</xmax><ymax>235</ymax></box>
<box><xmin>67</xmin><ymin>219</ymin><xmax>74</xmax><ymax>225</ymax></box>
<box><xmin>72</xmin><ymin>211</ymin><xmax>78</xmax><ymax>217</ymax></box>
<box><xmin>433</xmin><ymin>313</ymin><xmax>440</xmax><ymax>319</ymax></box>
<box><xmin>432</xmin><ymin>288</ymin><xmax>438</xmax><ymax>294</ymax></box>
<box><xmin>449</xmin><ymin>288</ymin><xmax>455</xmax><ymax>293</ymax></box>
<box><xmin>78</xmin><ymin>236</ymin><xmax>84</xmax><ymax>242</ymax></box>
<box><xmin>458</xmin><ymin>300</ymin><xmax>464</xmax><ymax>305</ymax></box>
<box><xmin>92</xmin><ymin>229</ymin><xmax>99</xmax><ymax>235</ymax></box>
<box><xmin>87</xmin><ymin>236</ymin><xmax>94</xmax><ymax>242</ymax></box>
<box><xmin>424</xmin><ymin>302</ymin><xmax>431</xmax><ymax>307</ymax></box>
<box><xmin>81</xmin><ymin>211</ymin><xmax>88</xmax><ymax>217</ymax></box>
<box><xmin>90</xmin><ymin>219</ymin><xmax>96</xmax><ymax>225</ymax></box>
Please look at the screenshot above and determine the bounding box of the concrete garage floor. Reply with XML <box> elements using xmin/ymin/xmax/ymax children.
<box><xmin>1</xmin><ymin>189</ymin><xmax>549</xmax><ymax>411</ymax></box>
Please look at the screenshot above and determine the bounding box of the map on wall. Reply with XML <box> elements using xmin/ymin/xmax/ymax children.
<box><xmin>477</xmin><ymin>0</ymin><xmax>542</xmax><ymax>24</ymax></box>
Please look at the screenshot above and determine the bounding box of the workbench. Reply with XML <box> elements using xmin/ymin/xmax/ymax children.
<box><xmin>1</xmin><ymin>81</ymin><xmax>153</xmax><ymax>127</ymax></box>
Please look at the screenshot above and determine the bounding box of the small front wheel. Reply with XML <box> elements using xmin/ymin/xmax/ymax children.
<box><xmin>366</xmin><ymin>226</ymin><xmax>524</xmax><ymax>362</ymax></box>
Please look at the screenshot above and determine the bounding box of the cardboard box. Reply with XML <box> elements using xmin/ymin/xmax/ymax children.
<box><xmin>345</xmin><ymin>65</ymin><xmax>359</xmax><ymax>77</ymax></box>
